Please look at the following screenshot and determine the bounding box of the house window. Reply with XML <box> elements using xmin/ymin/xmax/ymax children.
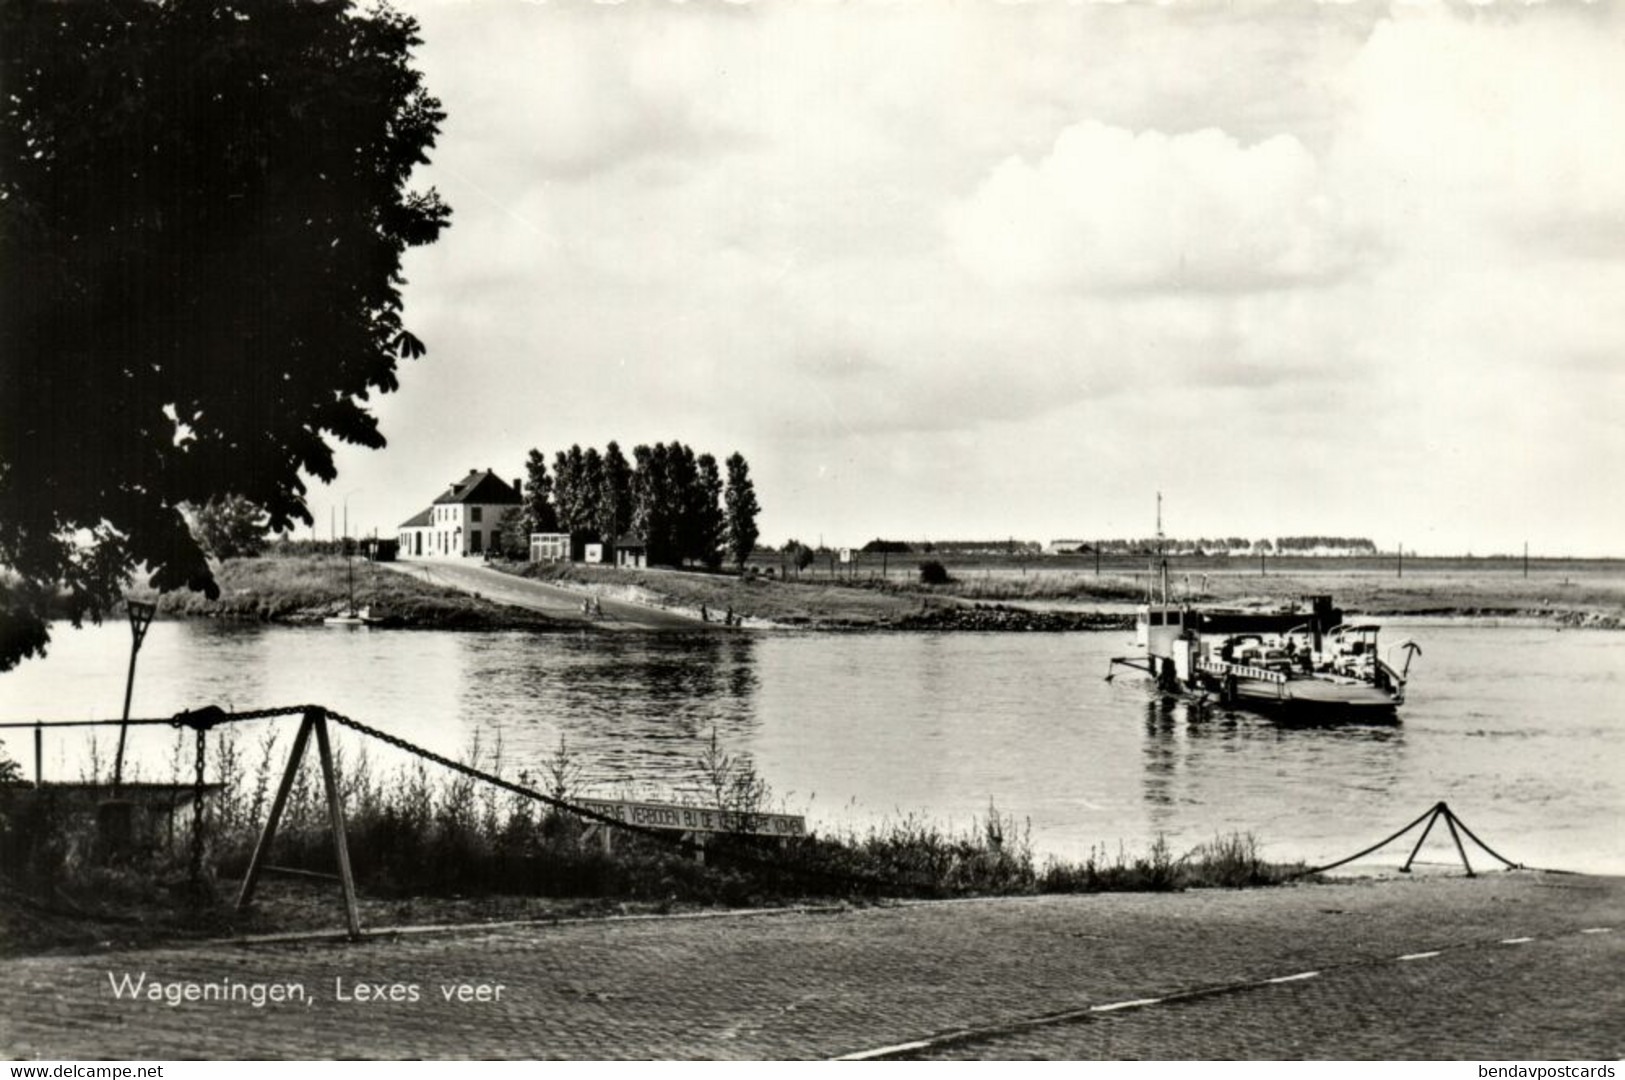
<box><xmin>471</xmin><ymin>507</ymin><xmax>483</xmax><ymax>523</ymax></box>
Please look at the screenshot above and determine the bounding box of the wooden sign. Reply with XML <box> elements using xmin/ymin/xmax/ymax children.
<box><xmin>575</xmin><ymin>798</ymin><xmax>805</xmax><ymax>838</ymax></box>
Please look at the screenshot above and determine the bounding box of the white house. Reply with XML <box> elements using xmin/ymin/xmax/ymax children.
<box><xmin>398</xmin><ymin>469</ymin><xmax>521</xmax><ymax>559</ymax></box>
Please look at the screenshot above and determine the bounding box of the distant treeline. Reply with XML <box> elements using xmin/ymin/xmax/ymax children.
<box><xmin>761</xmin><ymin>536</ymin><xmax>1381</xmax><ymax>557</ymax></box>
<box><xmin>1053</xmin><ymin>536</ymin><xmax>1379</xmax><ymax>555</ymax></box>
<box><xmin>522</xmin><ymin>441</ymin><xmax>760</xmax><ymax>568</ymax></box>
<box><xmin>860</xmin><ymin>539</ymin><xmax>1044</xmax><ymax>555</ymax></box>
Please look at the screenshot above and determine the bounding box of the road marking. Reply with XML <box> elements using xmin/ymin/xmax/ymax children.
<box><xmin>1090</xmin><ymin>998</ymin><xmax>1163</xmax><ymax>1013</ymax></box>
<box><xmin>833</xmin><ymin>1040</ymin><xmax>935</xmax><ymax>1061</ymax></box>
<box><xmin>828</xmin><ymin>924</ymin><xmax>1610</xmax><ymax>1060</ymax></box>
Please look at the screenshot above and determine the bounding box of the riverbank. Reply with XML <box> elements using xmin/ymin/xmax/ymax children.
<box><xmin>510</xmin><ymin>561</ymin><xmax>1126</xmax><ymax>630</ymax></box>
<box><xmin>1</xmin><ymin>720</ymin><xmax>1303</xmax><ymax>957</ymax></box>
<box><xmin>511</xmin><ymin>557</ymin><xmax>1625</xmax><ymax>631</ymax></box>
<box><xmin>124</xmin><ymin>553</ymin><xmax>1624</xmax><ymax>633</ymax></box>
<box><xmin>141</xmin><ymin>555</ymin><xmax>559</xmax><ymax>630</ymax></box>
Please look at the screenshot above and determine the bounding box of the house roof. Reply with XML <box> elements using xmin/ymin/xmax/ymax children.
<box><xmin>432</xmin><ymin>469</ymin><xmax>521</xmax><ymax>506</ymax></box>
<box><xmin>399</xmin><ymin>507</ymin><xmax>432</xmax><ymax>529</ymax></box>
<box><xmin>614</xmin><ymin>533</ymin><xmax>646</xmax><ymax>549</ymax></box>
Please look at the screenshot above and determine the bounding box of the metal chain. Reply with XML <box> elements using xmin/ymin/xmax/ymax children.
<box><xmin>319</xmin><ymin>706</ymin><xmax>906</xmax><ymax>895</ymax></box>
<box><xmin>190</xmin><ymin>726</ymin><xmax>206</xmax><ymax>886</ymax></box>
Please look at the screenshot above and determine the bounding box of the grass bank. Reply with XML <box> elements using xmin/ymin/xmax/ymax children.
<box><xmin>745</xmin><ymin>553</ymin><xmax>1625</xmax><ymax>627</ymax></box>
<box><xmin>143</xmin><ymin>555</ymin><xmax>559</xmax><ymax>630</ymax></box>
<box><xmin>508</xmin><ymin>561</ymin><xmax>1125</xmax><ymax>630</ymax></box>
<box><xmin>0</xmin><ymin>730</ymin><xmax>1308</xmax><ymax>955</ymax></box>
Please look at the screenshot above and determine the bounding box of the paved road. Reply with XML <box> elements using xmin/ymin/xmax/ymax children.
<box><xmin>2</xmin><ymin>874</ymin><xmax>1619</xmax><ymax>1059</ymax></box>
<box><xmin>387</xmin><ymin>559</ymin><xmax>716</xmax><ymax>632</ymax></box>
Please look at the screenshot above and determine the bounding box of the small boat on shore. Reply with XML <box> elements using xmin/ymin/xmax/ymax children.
<box><xmin>1108</xmin><ymin>594</ymin><xmax>1420</xmax><ymax>714</ymax></box>
<box><xmin>323</xmin><ymin>605</ymin><xmax>376</xmax><ymax>628</ymax></box>
<box><xmin>323</xmin><ymin>542</ymin><xmax>378</xmax><ymax>627</ymax></box>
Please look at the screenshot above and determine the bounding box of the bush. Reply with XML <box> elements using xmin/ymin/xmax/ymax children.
<box><xmin>918</xmin><ymin>559</ymin><xmax>950</xmax><ymax>585</ymax></box>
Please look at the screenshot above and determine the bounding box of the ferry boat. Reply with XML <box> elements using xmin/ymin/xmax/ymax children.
<box><xmin>1108</xmin><ymin>594</ymin><xmax>1420</xmax><ymax>713</ymax></box>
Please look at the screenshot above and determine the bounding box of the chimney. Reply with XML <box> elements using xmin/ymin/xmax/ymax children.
<box><xmin>513</xmin><ymin>478</ymin><xmax>523</xmax><ymax>494</ymax></box>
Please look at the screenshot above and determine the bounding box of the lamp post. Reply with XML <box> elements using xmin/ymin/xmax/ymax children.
<box><xmin>111</xmin><ymin>600</ymin><xmax>157</xmax><ymax>792</ymax></box>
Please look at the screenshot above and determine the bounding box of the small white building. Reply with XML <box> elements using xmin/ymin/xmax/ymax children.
<box><xmin>529</xmin><ymin>532</ymin><xmax>571</xmax><ymax>562</ymax></box>
<box><xmin>614</xmin><ymin>534</ymin><xmax>648</xmax><ymax>569</ymax></box>
<box><xmin>398</xmin><ymin>469</ymin><xmax>521</xmax><ymax>559</ymax></box>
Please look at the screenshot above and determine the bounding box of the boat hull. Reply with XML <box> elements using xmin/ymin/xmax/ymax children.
<box><xmin>1226</xmin><ymin>676</ymin><xmax>1399</xmax><ymax>710</ymax></box>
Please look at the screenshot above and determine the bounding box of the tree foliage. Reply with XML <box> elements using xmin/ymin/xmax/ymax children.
<box><xmin>188</xmin><ymin>495</ymin><xmax>269</xmax><ymax>560</ymax></box>
<box><xmin>597</xmin><ymin>440</ymin><xmax>632</xmax><ymax>544</ymax></box>
<box><xmin>784</xmin><ymin>540</ymin><xmax>816</xmax><ymax>573</ymax></box>
<box><xmin>524</xmin><ymin>440</ymin><xmax>750</xmax><ymax>568</ymax></box>
<box><xmin>522</xmin><ymin>450</ymin><xmax>559</xmax><ymax>534</ymax></box>
<box><xmin>723</xmin><ymin>453</ymin><xmax>761</xmax><ymax>570</ymax></box>
<box><xmin>496</xmin><ymin>507</ymin><xmax>528</xmax><ymax>559</ymax></box>
<box><xmin>0</xmin><ymin>0</ymin><xmax>451</xmax><ymax>670</ymax></box>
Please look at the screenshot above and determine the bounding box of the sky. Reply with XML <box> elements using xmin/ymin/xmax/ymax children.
<box><xmin>322</xmin><ymin>0</ymin><xmax>1625</xmax><ymax>557</ymax></box>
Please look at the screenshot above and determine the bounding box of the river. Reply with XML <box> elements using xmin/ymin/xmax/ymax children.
<box><xmin>4</xmin><ymin>619</ymin><xmax>1622</xmax><ymax>874</ymax></box>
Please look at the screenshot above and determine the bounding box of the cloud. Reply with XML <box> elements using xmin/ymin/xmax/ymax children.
<box><xmin>948</xmin><ymin>121</ymin><xmax>1352</xmax><ymax>293</ymax></box>
<box><xmin>1330</xmin><ymin>5</ymin><xmax>1625</xmax><ymax>259</ymax></box>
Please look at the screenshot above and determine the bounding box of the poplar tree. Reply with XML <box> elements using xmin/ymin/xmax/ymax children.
<box><xmin>724</xmin><ymin>453</ymin><xmax>761</xmax><ymax>570</ymax></box>
<box><xmin>523</xmin><ymin>450</ymin><xmax>559</xmax><ymax>534</ymax></box>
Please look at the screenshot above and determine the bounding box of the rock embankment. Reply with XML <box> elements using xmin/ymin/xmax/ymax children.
<box><xmin>884</xmin><ymin>604</ymin><xmax>1128</xmax><ymax>632</ymax></box>
<box><xmin>1554</xmin><ymin>609</ymin><xmax>1625</xmax><ymax>630</ymax></box>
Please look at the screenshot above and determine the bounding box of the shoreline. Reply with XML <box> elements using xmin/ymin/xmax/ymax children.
<box><xmin>109</xmin><ymin>553</ymin><xmax>1625</xmax><ymax>634</ymax></box>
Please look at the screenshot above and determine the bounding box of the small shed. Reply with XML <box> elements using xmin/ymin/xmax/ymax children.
<box><xmin>615</xmin><ymin>534</ymin><xmax>648</xmax><ymax>569</ymax></box>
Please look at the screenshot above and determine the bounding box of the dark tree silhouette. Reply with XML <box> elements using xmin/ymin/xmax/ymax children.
<box><xmin>522</xmin><ymin>450</ymin><xmax>560</xmax><ymax>534</ymax></box>
<box><xmin>694</xmin><ymin>453</ymin><xmax>726</xmax><ymax>570</ymax></box>
<box><xmin>724</xmin><ymin>453</ymin><xmax>760</xmax><ymax>570</ymax></box>
<box><xmin>0</xmin><ymin>0</ymin><xmax>451</xmax><ymax>669</ymax></box>
<box><xmin>597</xmin><ymin>440</ymin><xmax>632</xmax><ymax>546</ymax></box>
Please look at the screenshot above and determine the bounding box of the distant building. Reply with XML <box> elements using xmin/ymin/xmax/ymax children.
<box><xmin>1045</xmin><ymin>540</ymin><xmax>1092</xmax><ymax>555</ymax></box>
<box><xmin>398</xmin><ymin>469</ymin><xmax>521</xmax><ymax>559</ymax></box>
<box><xmin>614</xmin><ymin>534</ymin><xmax>648</xmax><ymax>569</ymax></box>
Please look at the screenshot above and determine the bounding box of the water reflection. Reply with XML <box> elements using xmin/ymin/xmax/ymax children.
<box><xmin>1139</xmin><ymin>690</ymin><xmax>1408</xmax><ymax>840</ymax></box>
<box><xmin>458</xmin><ymin>631</ymin><xmax>763</xmax><ymax>793</ymax></box>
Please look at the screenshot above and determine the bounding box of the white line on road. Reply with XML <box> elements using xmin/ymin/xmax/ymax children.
<box><xmin>833</xmin><ymin>1040</ymin><xmax>935</xmax><ymax>1061</ymax></box>
<box><xmin>1090</xmin><ymin>998</ymin><xmax>1163</xmax><ymax>1012</ymax></box>
<box><xmin>827</xmin><ymin>925</ymin><xmax>1609</xmax><ymax>1060</ymax></box>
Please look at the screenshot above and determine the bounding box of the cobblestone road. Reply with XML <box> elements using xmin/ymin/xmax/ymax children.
<box><xmin>2</xmin><ymin>873</ymin><xmax>1619</xmax><ymax>1060</ymax></box>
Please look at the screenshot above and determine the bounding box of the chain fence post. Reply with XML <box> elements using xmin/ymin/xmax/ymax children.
<box><xmin>312</xmin><ymin>709</ymin><xmax>362</xmax><ymax>939</ymax></box>
<box><xmin>235</xmin><ymin>709</ymin><xmax>316</xmax><ymax>912</ymax></box>
<box><xmin>1399</xmin><ymin>802</ymin><xmax>1445</xmax><ymax>874</ymax></box>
